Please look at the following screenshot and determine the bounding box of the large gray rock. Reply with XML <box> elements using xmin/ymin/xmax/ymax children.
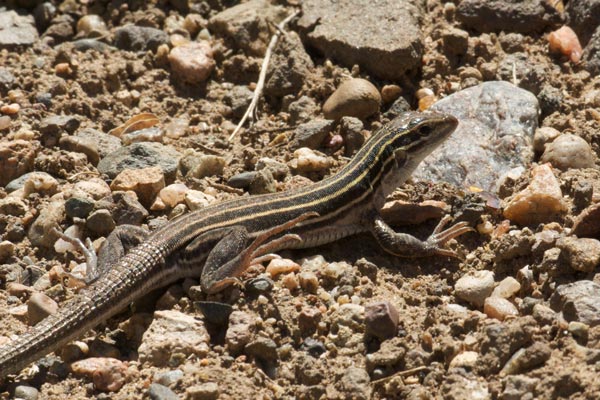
<box><xmin>457</xmin><ymin>0</ymin><xmax>560</xmax><ymax>34</ymax></box>
<box><xmin>97</xmin><ymin>142</ymin><xmax>181</xmax><ymax>183</ymax></box>
<box><xmin>414</xmin><ymin>81</ymin><xmax>539</xmax><ymax>192</ymax></box>
<box><xmin>298</xmin><ymin>0</ymin><xmax>423</xmax><ymax>80</ymax></box>
<box><xmin>0</xmin><ymin>11</ymin><xmax>38</xmax><ymax>49</ymax></box>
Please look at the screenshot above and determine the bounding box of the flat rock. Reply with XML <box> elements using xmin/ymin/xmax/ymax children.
<box><xmin>138</xmin><ymin>310</ymin><xmax>209</xmax><ymax>367</ymax></box>
<box><xmin>417</xmin><ymin>81</ymin><xmax>539</xmax><ymax>192</ymax></box>
<box><xmin>298</xmin><ymin>0</ymin><xmax>424</xmax><ymax>80</ymax></box>
<box><xmin>0</xmin><ymin>11</ymin><xmax>39</xmax><ymax>50</ymax></box>
<box><xmin>97</xmin><ymin>142</ymin><xmax>181</xmax><ymax>183</ymax></box>
<box><xmin>114</xmin><ymin>25</ymin><xmax>168</xmax><ymax>52</ymax></box>
<box><xmin>456</xmin><ymin>0</ymin><xmax>560</xmax><ymax>34</ymax></box>
<box><xmin>550</xmin><ymin>280</ymin><xmax>600</xmax><ymax>326</ymax></box>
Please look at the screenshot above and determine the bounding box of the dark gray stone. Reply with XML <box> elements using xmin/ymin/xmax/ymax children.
<box><xmin>550</xmin><ymin>280</ymin><xmax>600</xmax><ymax>326</ymax></box>
<box><xmin>566</xmin><ymin>0</ymin><xmax>600</xmax><ymax>46</ymax></box>
<box><xmin>97</xmin><ymin>142</ymin><xmax>181</xmax><ymax>182</ymax></box>
<box><xmin>0</xmin><ymin>11</ymin><xmax>39</xmax><ymax>50</ymax></box>
<box><xmin>416</xmin><ymin>81</ymin><xmax>539</xmax><ymax>193</ymax></box>
<box><xmin>114</xmin><ymin>25</ymin><xmax>169</xmax><ymax>52</ymax></box>
<box><xmin>147</xmin><ymin>383</ymin><xmax>180</xmax><ymax>400</ymax></box>
<box><xmin>76</xmin><ymin>128</ymin><xmax>121</xmax><ymax>159</ymax></box>
<box><xmin>65</xmin><ymin>197</ymin><xmax>94</xmax><ymax>219</ymax></box>
<box><xmin>72</xmin><ymin>38</ymin><xmax>111</xmax><ymax>52</ymax></box>
<box><xmin>456</xmin><ymin>0</ymin><xmax>560</xmax><ymax>34</ymax></box>
<box><xmin>298</xmin><ymin>0</ymin><xmax>424</xmax><ymax>80</ymax></box>
<box><xmin>583</xmin><ymin>26</ymin><xmax>600</xmax><ymax>75</ymax></box>
<box><xmin>290</xmin><ymin>119</ymin><xmax>335</xmax><ymax>150</ymax></box>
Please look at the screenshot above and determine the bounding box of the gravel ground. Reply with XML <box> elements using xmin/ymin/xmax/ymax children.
<box><xmin>1</xmin><ymin>0</ymin><xmax>600</xmax><ymax>399</ymax></box>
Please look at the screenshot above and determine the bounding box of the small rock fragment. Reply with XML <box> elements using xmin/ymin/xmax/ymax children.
<box><xmin>491</xmin><ymin>277</ymin><xmax>521</xmax><ymax>299</ymax></box>
<box><xmin>449</xmin><ymin>351</ymin><xmax>478</xmax><ymax>369</ymax></box>
<box><xmin>293</xmin><ymin>148</ymin><xmax>331</xmax><ymax>174</ymax></box>
<box><xmin>148</xmin><ymin>383</ymin><xmax>179</xmax><ymax>400</ymax></box>
<box><xmin>27</xmin><ymin>292</ymin><xmax>59</xmax><ymax>325</ymax></box>
<box><xmin>158</xmin><ymin>183</ymin><xmax>189</xmax><ymax>208</ymax></box>
<box><xmin>186</xmin><ymin>382</ymin><xmax>219</xmax><ymax>400</ymax></box>
<box><xmin>168</xmin><ymin>41</ymin><xmax>215</xmax><ymax>84</ymax></box>
<box><xmin>548</xmin><ymin>26</ymin><xmax>582</xmax><ymax>63</ymax></box>
<box><xmin>503</xmin><ymin>163</ymin><xmax>567</xmax><ymax>225</ymax></box>
<box><xmin>138</xmin><ymin>310</ymin><xmax>209</xmax><ymax>367</ymax></box>
<box><xmin>365</xmin><ymin>301</ymin><xmax>399</xmax><ymax>340</ymax></box>
<box><xmin>455</xmin><ymin>270</ymin><xmax>495</xmax><ymax>307</ymax></box>
<box><xmin>550</xmin><ymin>280</ymin><xmax>600</xmax><ymax>326</ymax></box>
<box><xmin>540</xmin><ymin>134</ymin><xmax>595</xmax><ymax>170</ymax></box>
<box><xmin>266</xmin><ymin>258</ymin><xmax>300</xmax><ymax>278</ymax></box>
<box><xmin>226</xmin><ymin>311</ymin><xmax>255</xmax><ymax>355</ymax></box>
<box><xmin>533</xmin><ymin>126</ymin><xmax>560</xmax><ymax>153</ymax></box>
<box><xmin>556</xmin><ymin>236</ymin><xmax>600</xmax><ymax>272</ymax></box>
<box><xmin>298</xmin><ymin>271</ymin><xmax>319</xmax><ymax>293</ymax></box>
<box><xmin>322</xmin><ymin>78</ymin><xmax>381</xmax><ymax>120</ymax></box>
<box><xmin>86</xmin><ymin>209</ymin><xmax>116</xmax><ymax>236</ymax></box>
<box><xmin>110</xmin><ymin>166</ymin><xmax>165</xmax><ymax>207</ymax></box>
<box><xmin>70</xmin><ymin>357</ymin><xmax>128</xmax><ymax>392</ymax></box>
<box><xmin>484</xmin><ymin>297</ymin><xmax>519</xmax><ymax>321</ymax></box>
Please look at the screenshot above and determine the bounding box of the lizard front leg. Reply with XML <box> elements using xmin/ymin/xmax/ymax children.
<box><xmin>196</xmin><ymin>212</ymin><xmax>319</xmax><ymax>294</ymax></box>
<box><xmin>369</xmin><ymin>212</ymin><xmax>473</xmax><ymax>259</ymax></box>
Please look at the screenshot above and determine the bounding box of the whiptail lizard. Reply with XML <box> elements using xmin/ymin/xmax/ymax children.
<box><xmin>0</xmin><ymin>111</ymin><xmax>472</xmax><ymax>380</ymax></box>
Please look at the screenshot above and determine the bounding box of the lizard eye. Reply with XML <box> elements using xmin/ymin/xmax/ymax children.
<box><xmin>420</xmin><ymin>126</ymin><xmax>432</xmax><ymax>136</ymax></box>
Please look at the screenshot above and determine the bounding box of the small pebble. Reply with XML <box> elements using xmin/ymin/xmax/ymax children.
<box><xmin>540</xmin><ymin>134</ymin><xmax>595</xmax><ymax>170</ymax></box>
<box><xmin>185</xmin><ymin>190</ymin><xmax>216</xmax><ymax>211</ymax></box>
<box><xmin>322</xmin><ymin>78</ymin><xmax>381</xmax><ymax>120</ymax></box>
<box><xmin>186</xmin><ymin>382</ymin><xmax>219</xmax><ymax>400</ymax></box>
<box><xmin>281</xmin><ymin>272</ymin><xmax>299</xmax><ymax>290</ymax></box>
<box><xmin>381</xmin><ymin>84</ymin><xmax>402</xmax><ymax>103</ymax></box>
<box><xmin>0</xmin><ymin>103</ymin><xmax>20</xmax><ymax>115</ymax></box>
<box><xmin>503</xmin><ymin>164</ymin><xmax>567</xmax><ymax>225</ymax></box>
<box><xmin>568</xmin><ymin>321</ymin><xmax>589</xmax><ymax>341</ymax></box>
<box><xmin>61</xmin><ymin>341</ymin><xmax>89</xmax><ymax>363</ymax></box>
<box><xmin>364</xmin><ymin>301</ymin><xmax>399</xmax><ymax>340</ymax></box>
<box><xmin>168</xmin><ymin>41</ymin><xmax>215</xmax><ymax>84</ymax></box>
<box><xmin>533</xmin><ymin>127</ymin><xmax>560</xmax><ymax>153</ymax></box>
<box><xmin>491</xmin><ymin>277</ymin><xmax>521</xmax><ymax>299</ymax></box>
<box><xmin>484</xmin><ymin>297</ymin><xmax>519</xmax><ymax>321</ymax></box>
<box><xmin>148</xmin><ymin>383</ymin><xmax>179</xmax><ymax>400</ymax></box>
<box><xmin>110</xmin><ymin>166</ymin><xmax>165</xmax><ymax>207</ymax></box>
<box><xmin>14</xmin><ymin>385</ymin><xmax>39</xmax><ymax>400</ymax></box>
<box><xmin>0</xmin><ymin>240</ymin><xmax>15</xmax><ymax>263</ymax></box>
<box><xmin>86</xmin><ymin>209</ymin><xmax>116</xmax><ymax>236</ymax></box>
<box><xmin>158</xmin><ymin>183</ymin><xmax>189</xmax><ymax>208</ymax></box>
<box><xmin>154</xmin><ymin>369</ymin><xmax>184</xmax><ymax>387</ymax></box>
<box><xmin>293</xmin><ymin>148</ymin><xmax>331</xmax><ymax>173</ymax></box>
<box><xmin>556</xmin><ymin>236</ymin><xmax>600</xmax><ymax>272</ymax></box>
<box><xmin>298</xmin><ymin>271</ymin><xmax>319</xmax><ymax>293</ymax></box>
<box><xmin>70</xmin><ymin>357</ymin><xmax>128</xmax><ymax>392</ymax></box>
<box><xmin>548</xmin><ymin>26</ymin><xmax>582</xmax><ymax>63</ymax></box>
<box><xmin>27</xmin><ymin>292</ymin><xmax>59</xmax><ymax>325</ymax></box>
<box><xmin>76</xmin><ymin>15</ymin><xmax>108</xmax><ymax>37</ymax></box>
<box><xmin>266</xmin><ymin>258</ymin><xmax>300</xmax><ymax>278</ymax></box>
<box><xmin>449</xmin><ymin>351</ymin><xmax>478</xmax><ymax>369</ymax></box>
<box><xmin>454</xmin><ymin>270</ymin><xmax>495</xmax><ymax>307</ymax></box>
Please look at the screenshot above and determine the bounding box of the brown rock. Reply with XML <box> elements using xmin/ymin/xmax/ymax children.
<box><xmin>365</xmin><ymin>301</ymin><xmax>399</xmax><ymax>340</ymax></box>
<box><xmin>322</xmin><ymin>78</ymin><xmax>381</xmax><ymax>120</ymax></box>
<box><xmin>556</xmin><ymin>236</ymin><xmax>600</xmax><ymax>272</ymax></box>
<box><xmin>540</xmin><ymin>133</ymin><xmax>595</xmax><ymax>170</ymax></box>
<box><xmin>110</xmin><ymin>166</ymin><xmax>165</xmax><ymax>207</ymax></box>
<box><xmin>70</xmin><ymin>357</ymin><xmax>128</xmax><ymax>392</ymax></box>
<box><xmin>0</xmin><ymin>139</ymin><xmax>38</xmax><ymax>186</ymax></box>
<box><xmin>168</xmin><ymin>41</ymin><xmax>215</xmax><ymax>84</ymax></box>
<box><xmin>27</xmin><ymin>292</ymin><xmax>59</xmax><ymax>325</ymax></box>
<box><xmin>503</xmin><ymin>163</ymin><xmax>567</xmax><ymax>225</ymax></box>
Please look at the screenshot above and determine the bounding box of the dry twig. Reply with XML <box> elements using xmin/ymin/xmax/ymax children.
<box><xmin>228</xmin><ymin>10</ymin><xmax>300</xmax><ymax>141</ymax></box>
